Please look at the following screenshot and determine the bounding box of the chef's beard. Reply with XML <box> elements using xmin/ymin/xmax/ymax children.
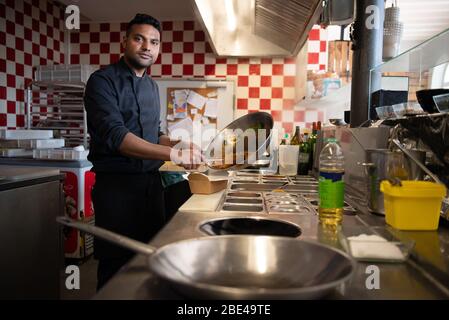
<box><xmin>126</xmin><ymin>53</ymin><xmax>154</xmax><ymax>70</ymax></box>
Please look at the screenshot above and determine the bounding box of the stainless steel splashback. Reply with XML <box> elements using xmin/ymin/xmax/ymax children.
<box><xmin>337</xmin><ymin>126</ymin><xmax>391</xmax><ymax>180</ymax></box>
<box><xmin>313</xmin><ymin>126</ymin><xmax>391</xmax><ymax>199</ymax></box>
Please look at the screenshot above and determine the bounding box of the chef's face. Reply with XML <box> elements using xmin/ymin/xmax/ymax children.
<box><xmin>122</xmin><ymin>24</ymin><xmax>160</xmax><ymax>70</ymax></box>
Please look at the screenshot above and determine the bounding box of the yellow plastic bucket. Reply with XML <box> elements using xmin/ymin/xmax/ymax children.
<box><xmin>380</xmin><ymin>180</ymin><xmax>446</xmax><ymax>230</ymax></box>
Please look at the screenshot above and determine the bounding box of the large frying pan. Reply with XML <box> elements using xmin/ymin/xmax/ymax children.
<box><xmin>57</xmin><ymin>217</ymin><xmax>355</xmax><ymax>299</ymax></box>
<box><xmin>204</xmin><ymin>112</ymin><xmax>274</xmax><ymax>171</ymax></box>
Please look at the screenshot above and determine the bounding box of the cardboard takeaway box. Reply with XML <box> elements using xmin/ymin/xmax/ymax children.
<box><xmin>187</xmin><ymin>172</ymin><xmax>228</xmax><ymax>194</ymax></box>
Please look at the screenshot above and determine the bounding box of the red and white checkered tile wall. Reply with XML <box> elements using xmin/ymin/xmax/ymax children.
<box><xmin>69</xmin><ymin>20</ymin><xmax>327</xmax><ymax>133</ymax></box>
<box><xmin>0</xmin><ymin>0</ymin><xmax>65</xmax><ymax>129</ymax></box>
<box><xmin>307</xmin><ymin>25</ymin><xmax>328</xmax><ymax>71</ymax></box>
<box><xmin>1</xmin><ymin>0</ymin><xmax>328</xmax><ymax>133</ymax></box>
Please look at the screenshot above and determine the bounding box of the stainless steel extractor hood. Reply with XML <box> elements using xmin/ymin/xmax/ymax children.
<box><xmin>191</xmin><ymin>0</ymin><xmax>323</xmax><ymax>57</ymax></box>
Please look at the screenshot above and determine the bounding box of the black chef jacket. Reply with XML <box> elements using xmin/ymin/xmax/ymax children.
<box><xmin>83</xmin><ymin>58</ymin><xmax>166</xmax><ymax>261</ymax></box>
<box><xmin>84</xmin><ymin>57</ymin><xmax>164</xmax><ymax>173</ymax></box>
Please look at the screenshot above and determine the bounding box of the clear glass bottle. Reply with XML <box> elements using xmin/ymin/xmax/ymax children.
<box><xmin>318</xmin><ymin>138</ymin><xmax>345</xmax><ymax>228</ymax></box>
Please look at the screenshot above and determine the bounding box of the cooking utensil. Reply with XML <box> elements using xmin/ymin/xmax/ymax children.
<box><xmin>329</xmin><ymin>119</ymin><xmax>347</xmax><ymax>126</ymax></box>
<box><xmin>272</xmin><ymin>181</ymin><xmax>290</xmax><ymax>192</ymax></box>
<box><xmin>392</xmin><ymin>139</ymin><xmax>443</xmax><ymax>184</ymax></box>
<box><xmin>388</xmin><ymin>176</ymin><xmax>402</xmax><ymax>186</ymax></box>
<box><xmin>402</xmin><ymin>149</ymin><xmax>426</xmax><ymax>180</ymax></box>
<box><xmin>56</xmin><ymin>217</ymin><xmax>355</xmax><ymax>299</ymax></box>
<box><xmin>204</xmin><ymin>112</ymin><xmax>273</xmax><ymax>171</ymax></box>
<box><xmin>361</xmin><ymin>149</ymin><xmax>408</xmax><ymax>215</ymax></box>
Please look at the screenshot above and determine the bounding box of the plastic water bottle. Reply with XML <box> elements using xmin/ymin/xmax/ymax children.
<box><xmin>318</xmin><ymin>138</ymin><xmax>345</xmax><ymax>227</ymax></box>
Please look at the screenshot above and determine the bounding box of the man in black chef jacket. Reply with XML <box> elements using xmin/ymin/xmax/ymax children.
<box><xmin>84</xmin><ymin>14</ymin><xmax>201</xmax><ymax>290</ymax></box>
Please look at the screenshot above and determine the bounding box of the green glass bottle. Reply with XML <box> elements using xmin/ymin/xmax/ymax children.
<box><xmin>298</xmin><ymin>133</ymin><xmax>311</xmax><ymax>175</ymax></box>
<box><xmin>308</xmin><ymin>122</ymin><xmax>318</xmax><ymax>171</ymax></box>
<box><xmin>290</xmin><ymin>126</ymin><xmax>301</xmax><ymax>146</ymax></box>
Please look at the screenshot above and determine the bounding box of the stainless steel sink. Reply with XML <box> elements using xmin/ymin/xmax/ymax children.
<box><xmin>233</xmin><ymin>180</ymin><xmax>259</xmax><ymax>184</ymax></box>
<box><xmin>262</xmin><ymin>180</ymin><xmax>288</xmax><ymax>184</ymax></box>
<box><xmin>261</xmin><ymin>175</ymin><xmax>288</xmax><ymax>180</ymax></box>
<box><xmin>221</xmin><ymin>175</ymin><xmax>319</xmax><ymax>215</ymax></box>
<box><xmin>230</xmin><ymin>183</ymin><xmax>288</xmax><ymax>191</ymax></box>
<box><xmin>264</xmin><ymin>192</ymin><xmax>316</xmax><ymax>215</ymax></box>
<box><xmin>282</xmin><ymin>185</ymin><xmax>318</xmax><ymax>193</ymax></box>
<box><xmin>235</xmin><ymin>171</ymin><xmax>261</xmax><ymax>176</ymax></box>
<box><xmin>269</xmin><ymin>205</ymin><xmax>315</xmax><ymax>214</ymax></box>
<box><xmin>227</xmin><ymin>192</ymin><xmax>261</xmax><ymax>198</ymax></box>
<box><xmin>267</xmin><ymin>199</ymin><xmax>300</xmax><ymax>205</ymax></box>
<box><xmin>199</xmin><ymin>217</ymin><xmax>301</xmax><ymax>237</ymax></box>
<box><xmin>291</xmin><ymin>181</ymin><xmax>318</xmax><ymax>186</ymax></box>
<box><xmin>222</xmin><ymin>205</ymin><xmax>264</xmax><ymax>212</ymax></box>
<box><xmin>225</xmin><ymin>198</ymin><xmax>263</xmax><ymax>204</ymax></box>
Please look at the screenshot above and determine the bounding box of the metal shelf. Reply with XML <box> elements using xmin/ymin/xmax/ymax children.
<box><xmin>30</xmin><ymin>111</ymin><xmax>84</xmax><ymax>117</ymax></box>
<box><xmin>30</xmin><ymin>104</ymin><xmax>84</xmax><ymax>110</ymax></box>
<box><xmin>34</xmin><ymin>118</ymin><xmax>85</xmax><ymax>124</ymax></box>
<box><xmin>31</xmin><ymin>81</ymin><xmax>85</xmax><ymax>89</ymax></box>
<box><xmin>26</xmin><ymin>81</ymin><xmax>89</xmax><ymax>148</ymax></box>
<box><xmin>30</xmin><ymin>126</ymin><xmax>85</xmax><ymax>131</ymax></box>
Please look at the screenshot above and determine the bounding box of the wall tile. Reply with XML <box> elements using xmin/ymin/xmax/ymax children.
<box><xmin>0</xmin><ymin>0</ymin><xmax>64</xmax><ymax>128</ymax></box>
<box><xmin>1</xmin><ymin>3</ymin><xmax>329</xmax><ymax>132</ymax></box>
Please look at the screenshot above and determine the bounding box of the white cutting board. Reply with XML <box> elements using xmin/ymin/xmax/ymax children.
<box><xmin>179</xmin><ymin>190</ymin><xmax>225</xmax><ymax>212</ymax></box>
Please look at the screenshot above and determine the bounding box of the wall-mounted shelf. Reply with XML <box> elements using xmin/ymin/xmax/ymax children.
<box><xmin>25</xmin><ymin>81</ymin><xmax>89</xmax><ymax>148</ymax></box>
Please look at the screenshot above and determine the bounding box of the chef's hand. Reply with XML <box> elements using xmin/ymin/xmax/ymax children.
<box><xmin>170</xmin><ymin>141</ymin><xmax>204</xmax><ymax>170</ymax></box>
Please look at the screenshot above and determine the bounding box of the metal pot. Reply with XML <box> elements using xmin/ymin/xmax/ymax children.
<box><xmin>57</xmin><ymin>217</ymin><xmax>355</xmax><ymax>299</ymax></box>
<box><xmin>399</xmin><ymin>148</ymin><xmax>426</xmax><ymax>181</ymax></box>
<box><xmin>361</xmin><ymin>149</ymin><xmax>408</xmax><ymax>215</ymax></box>
<box><xmin>362</xmin><ymin>148</ymin><xmax>427</xmax><ymax>214</ymax></box>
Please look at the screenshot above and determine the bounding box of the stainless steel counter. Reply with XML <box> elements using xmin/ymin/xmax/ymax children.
<box><xmin>0</xmin><ymin>165</ymin><xmax>64</xmax><ymax>299</ymax></box>
<box><xmin>91</xmin><ymin>172</ymin><xmax>449</xmax><ymax>299</ymax></box>
<box><xmin>0</xmin><ymin>157</ymin><xmax>92</xmax><ymax>168</ymax></box>
<box><xmin>0</xmin><ymin>165</ymin><xmax>64</xmax><ymax>191</ymax></box>
<box><xmin>94</xmin><ymin>207</ymin><xmax>449</xmax><ymax>299</ymax></box>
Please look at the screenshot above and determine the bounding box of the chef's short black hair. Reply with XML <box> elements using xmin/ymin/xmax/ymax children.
<box><xmin>126</xmin><ymin>14</ymin><xmax>161</xmax><ymax>36</ymax></box>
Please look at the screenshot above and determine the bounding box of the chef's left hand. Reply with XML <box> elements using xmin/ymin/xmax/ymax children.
<box><xmin>170</xmin><ymin>141</ymin><xmax>204</xmax><ymax>170</ymax></box>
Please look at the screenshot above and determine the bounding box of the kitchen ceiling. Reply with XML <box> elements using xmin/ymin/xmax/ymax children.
<box><xmin>57</xmin><ymin>0</ymin><xmax>195</xmax><ymax>22</ymax></box>
<box><xmin>385</xmin><ymin>0</ymin><xmax>449</xmax><ymax>41</ymax></box>
<box><xmin>192</xmin><ymin>0</ymin><xmax>322</xmax><ymax>57</ymax></box>
<box><xmin>58</xmin><ymin>0</ymin><xmax>449</xmax><ymax>50</ymax></box>
<box><xmin>58</xmin><ymin>0</ymin><xmax>323</xmax><ymax>57</ymax></box>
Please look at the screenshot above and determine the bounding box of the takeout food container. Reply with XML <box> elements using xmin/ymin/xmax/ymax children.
<box><xmin>187</xmin><ymin>172</ymin><xmax>228</xmax><ymax>194</ymax></box>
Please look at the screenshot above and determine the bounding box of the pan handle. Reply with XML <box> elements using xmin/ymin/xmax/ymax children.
<box><xmin>56</xmin><ymin>216</ymin><xmax>156</xmax><ymax>256</ymax></box>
